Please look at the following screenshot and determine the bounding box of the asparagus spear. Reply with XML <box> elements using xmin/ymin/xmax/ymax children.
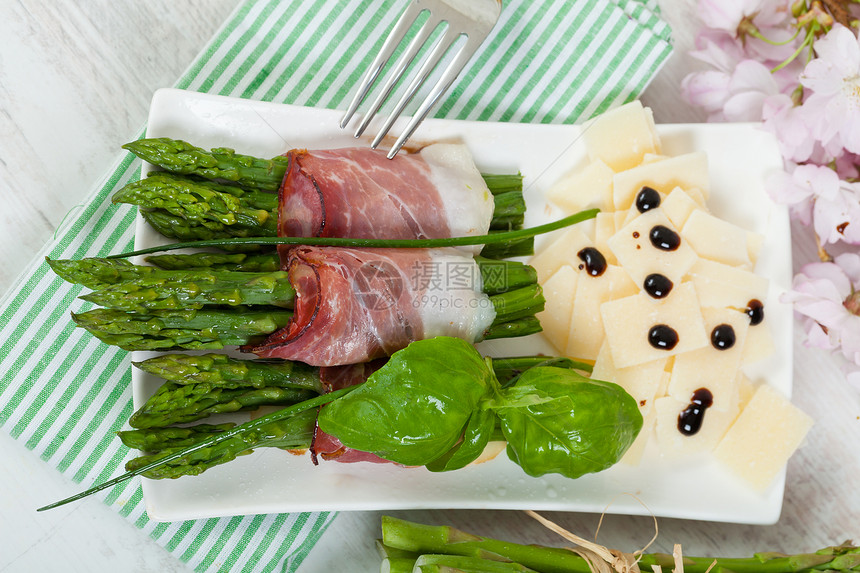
<box><xmin>133</xmin><ymin>353</ymin><xmax>322</xmax><ymax>391</ymax></box>
<box><xmin>70</xmin><ymin>283</ymin><xmax>541</xmax><ymax>351</ymax></box>
<box><xmin>140</xmin><ymin>208</ymin><xmax>275</xmax><ymax>245</ymax></box>
<box><xmin>123</xmin><ymin>137</ymin><xmax>524</xmax><ymax>195</ymax></box>
<box><xmin>117</xmin><ymin>423</ymin><xmax>235</xmax><ymax>450</ymax></box>
<box><xmin>146</xmin><ymin>251</ymin><xmax>282</xmax><ymax>272</ymax></box>
<box><xmin>121</xmin><ymin>409</ymin><xmax>318</xmax><ymax>479</ymax></box>
<box><xmin>128</xmin><ymin>382</ymin><xmax>316</xmax><ymax>429</ymax></box>
<box><xmin>70</xmin><ymin>307</ymin><xmax>292</xmax><ymax>350</ymax></box>
<box><xmin>381</xmin><ymin>516</ymin><xmax>860</xmax><ymax>573</ymax></box>
<box><xmin>114</xmin><ymin>171</ymin><xmax>523</xmax><ymax>229</ymax></box>
<box><xmin>122</xmin><ymin>138</ymin><xmax>290</xmax><ymax>191</ymax></box>
<box><xmin>52</xmin><ymin>255</ymin><xmax>539</xmax><ymax>312</ymax></box>
<box><xmin>49</xmin><ymin>258</ymin><xmax>295</xmax><ymax>312</ymax></box>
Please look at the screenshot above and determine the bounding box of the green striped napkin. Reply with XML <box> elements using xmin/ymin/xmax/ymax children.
<box><xmin>0</xmin><ymin>1</ymin><xmax>671</xmax><ymax>571</ymax></box>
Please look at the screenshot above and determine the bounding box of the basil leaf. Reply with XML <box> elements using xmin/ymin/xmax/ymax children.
<box><xmin>317</xmin><ymin>337</ymin><xmax>495</xmax><ymax>466</ymax></box>
<box><xmin>496</xmin><ymin>366</ymin><xmax>642</xmax><ymax>479</ymax></box>
<box><xmin>425</xmin><ymin>407</ymin><xmax>495</xmax><ymax>472</ymax></box>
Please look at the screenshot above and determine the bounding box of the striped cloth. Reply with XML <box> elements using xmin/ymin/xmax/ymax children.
<box><xmin>0</xmin><ymin>1</ymin><xmax>671</xmax><ymax>571</ymax></box>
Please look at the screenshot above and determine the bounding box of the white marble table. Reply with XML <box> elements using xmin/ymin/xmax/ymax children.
<box><xmin>1</xmin><ymin>1</ymin><xmax>858</xmax><ymax>571</ymax></box>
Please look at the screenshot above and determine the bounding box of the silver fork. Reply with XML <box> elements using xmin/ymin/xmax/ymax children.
<box><xmin>339</xmin><ymin>0</ymin><xmax>502</xmax><ymax>158</ymax></box>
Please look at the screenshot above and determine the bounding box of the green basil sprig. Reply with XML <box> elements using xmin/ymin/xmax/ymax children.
<box><xmin>318</xmin><ymin>337</ymin><xmax>643</xmax><ymax>478</ymax></box>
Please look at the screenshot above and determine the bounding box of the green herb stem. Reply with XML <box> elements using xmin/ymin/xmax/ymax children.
<box><xmin>109</xmin><ymin>210</ymin><xmax>599</xmax><ymax>259</ymax></box>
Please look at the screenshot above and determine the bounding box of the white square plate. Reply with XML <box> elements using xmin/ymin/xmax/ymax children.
<box><xmin>134</xmin><ymin>88</ymin><xmax>791</xmax><ymax>523</ymax></box>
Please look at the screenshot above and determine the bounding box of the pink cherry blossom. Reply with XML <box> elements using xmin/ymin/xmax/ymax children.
<box><xmin>767</xmin><ymin>164</ymin><xmax>860</xmax><ymax>244</ymax></box>
<box><xmin>783</xmin><ymin>253</ymin><xmax>860</xmax><ymax>368</ymax></box>
<box><xmin>696</xmin><ymin>0</ymin><xmax>799</xmax><ymax>62</ymax></box>
<box><xmin>761</xmin><ymin>94</ymin><xmax>816</xmax><ymax>162</ymax></box>
<box><xmin>800</xmin><ymin>25</ymin><xmax>860</xmax><ymax>155</ymax></box>
<box><xmin>682</xmin><ymin>59</ymin><xmax>780</xmax><ymax>122</ymax></box>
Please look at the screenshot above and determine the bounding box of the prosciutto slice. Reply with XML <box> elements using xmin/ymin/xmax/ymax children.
<box><xmin>246</xmin><ymin>246</ymin><xmax>496</xmax><ymax>366</ymax></box>
<box><xmin>309</xmin><ymin>362</ymin><xmax>392</xmax><ymax>464</ymax></box>
<box><xmin>278</xmin><ymin>144</ymin><xmax>493</xmax><ymax>254</ymax></box>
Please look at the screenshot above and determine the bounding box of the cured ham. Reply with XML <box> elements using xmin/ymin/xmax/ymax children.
<box><xmin>309</xmin><ymin>361</ymin><xmax>392</xmax><ymax>464</ymax></box>
<box><xmin>246</xmin><ymin>246</ymin><xmax>496</xmax><ymax>366</ymax></box>
<box><xmin>278</xmin><ymin>144</ymin><xmax>494</xmax><ymax>254</ymax></box>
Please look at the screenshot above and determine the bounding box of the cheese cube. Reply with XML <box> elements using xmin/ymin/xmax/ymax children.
<box><xmin>529</xmin><ymin>227</ymin><xmax>592</xmax><ymax>283</ymax></box>
<box><xmin>667</xmin><ymin>307</ymin><xmax>750</xmax><ymax>411</ymax></box>
<box><xmin>546</xmin><ymin>159</ymin><xmax>614</xmax><ymax>214</ymax></box>
<box><xmin>594</xmin><ymin>213</ymin><xmax>618</xmax><ymax>265</ymax></box>
<box><xmin>612</xmin><ymin>151</ymin><xmax>710</xmax><ymax>210</ymax></box>
<box><xmin>737</xmin><ymin>374</ymin><xmax>758</xmax><ymax>409</ymax></box>
<box><xmin>742</xmin><ymin>319</ymin><xmax>775</xmax><ymax>364</ymax></box>
<box><xmin>686</xmin><ymin>258</ymin><xmax>769</xmax><ymax>309</ymax></box>
<box><xmin>641</xmin><ymin>153</ymin><xmax>668</xmax><ymax>165</ymax></box>
<box><xmin>592</xmin><ymin>343</ymin><xmax>667</xmax><ymax>417</ymax></box>
<box><xmin>583</xmin><ymin>100</ymin><xmax>661</xmax><ymax>171</ymax></box>
<box><xmin>682</xmin><ymin>210</ymin><xmax>752</xmax><ymax>268</ymax></box>
<box><xmin>714</xmin><ymin>384</ymin><xmax>814</xmax><ymax>491</ymax></box>
<box><xmin>607</xmin><ymin>209</ymin><xmax>699</xmax><ymax>287</ymax></box>
<box><xmin>536</xmin><ymin>265</ymin><xmax>578</xmax><ymax>352</ymax></box>
<box><xmin>620</xmin><ymin>406</ymin><xmax>656</xmax><ymax>466</ymax></box>
<box><xmin>662</xmin><ymin>187</ymin><xmax>706</xmax><ymax>229</ymax></box>
<box><xmin>654</xmin><ymin>395</ymin><xmax>739</xmax><ymax>458</ymax></box>
<box><xmin>747</xmin><ymin>232</ymin><xmax>765</xmax><ymax>266</ymax></box>
<box><xmin>600</xmin><ymin>283</ymin><xmax>709</xmax><ymax>368</ymax></box>
<box><xmin>567</xmin><ymin>264</ymin><xmax>637</xmax><ymax>360</ymax></box>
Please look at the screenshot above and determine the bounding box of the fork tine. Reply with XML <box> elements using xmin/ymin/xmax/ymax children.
<box><xmin>339</xmin><ymin>1</ymin><xmax>426</xmax><ymax>129</ymax></box>
<box><xmin>386</xmin><ymin>35</ymin><xmax>482</xmax><ymax>158</ymax></box>
<box><xmin>370</xmin><ymin>25</ymin><xmax>463</xmax><ymax>149</ymax></box>
<box><xmin>353</xmin><ymin>12</ymin><xmax>444</xmax><ymax>138</ymax></box>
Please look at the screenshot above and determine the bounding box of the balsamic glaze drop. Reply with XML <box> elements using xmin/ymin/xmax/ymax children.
<box><xmin>643</xmin><ymin>273</ymin><xmax>673</xmax><ymax>299</ymax></box>
<box><xmin>577</xmin><ymin>247</ymin><xmax>608</xmax><ymax>277</ymax></box>
<box><xmin>635</xmin><ymin>186</ymin><xmax>661</xmax><ymax>213</ymax></box>
<box><xmin>677</xmin><ymin>388</ymin><xmax>714</xmax><ymax>436</ymax></box>
<box><xmin>746</xmin><ymin>299</ymin><xmax>765</xmax><ymax>325</ymax></box>
<box><xmin>648</xmin><ymin>324</ymin><xmax>679</xmax><ymax>350</ymax></box>
<box><xmin>710</xmin><ymin>324</ymin><xmax>736</xmax><ymax>350</ymax></box>
<box><xmin>649</xmin><ymin>225</ymin><xmax>681</xmax><ymax>251</ymax></box>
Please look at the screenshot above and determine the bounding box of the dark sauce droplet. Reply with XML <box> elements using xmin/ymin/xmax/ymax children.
<box><xmin>643</xmin><ymin>273</ymin><xmax>673</xmax><ymax>299</ymax></box>
<box><xmin>636</xmin><ymin>186</ymin><xmax>661</xmax><ymax>213</ymax></box>
<box><xmin>677</xmin><ymin>388</ymin><xmax>714</xmax><ymax>436</ymax></box>
<box><xmin>648</xmin><ymin>324</ymin><xmax>679</xmax><ymax>350</ymax></box>
<box><xmin>710</xmin><ymin>324</ymin><xmax>736</xmax><ymax>350</ymax></box>
<box><xmin>746</xmin><ymin>299</ymin><xmax>765</xmax><ymax>325</ymax></box>
<box><xmin>577</xmin><ymin>247</ymin><xmax>607</xmax><ymax>277</ymax></box>
<box><xmin>649</xmin><ymin>225</ymin><xmax>681</xmax><ymax>251</ymax></box>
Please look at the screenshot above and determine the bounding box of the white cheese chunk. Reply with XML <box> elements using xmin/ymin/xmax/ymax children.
<box><xmin>529</xmin><ymin>227</ymin><xmax>592</xmax><ymax>284</ymax></box>
<box><xmin>600</xmin><ymin>282</ymin><xmax>709</xmax><ymax>368</ymax></box>
<box><xmin>536</xmin><ymin>265</ymin><xmax>578</xmax><ymax>352</ymax></box>
<box><xmin>714</xmin><ymin>385</ymin><xmax>814</xmax><ymax>491</ymax></box>
<box><xmin>667</xmin><ymin>307</ymin><xmax>750</xmax><ymax>411</ymax></box>
<box><xmin>654</xmin><ymin>395</ymin><xmax>740</xmax><ymax>458</ymax></box>
<box><xmin>583</xmin><ymin>100</ymin><xmax>662</xmax><ymax>171</ymax></box>
<box><xmin>682</xmin><ymin>209</ymin><xmax>752</xmax><ymax>268</ymax></box>
<box><xmin>546</xmin><ymin>159</ymin><xmax>614</xmax><ymax>214</ymax></box>
<box><xmin>607</xmin><ymin>209</ymin><xmax>699</xmax><ymax>287</ymax></box>
<box><xmin>612</xmin><ymin>151</ymin><xmax>710</xmax><ymax>210</ymax></box>
<box><xmin>567</xmin><ymin>264</ymin><xmax>637</xmax><ymax>360</ymax></box>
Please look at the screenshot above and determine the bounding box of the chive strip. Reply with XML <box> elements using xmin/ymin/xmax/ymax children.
<box><xmin>36</xmin><ymin>385</ymin><xmax>357</xmax><ymax>512</ymax></box>
<box><xmin>110</xmin><ymin>209</ymin><xmax>599</xmax><ymax>259</ymax></box>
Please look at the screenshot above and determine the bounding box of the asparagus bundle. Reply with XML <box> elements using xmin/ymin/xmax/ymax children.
<box><xmin>50</xmin><ymin>255</ymin><xmax>545</xmax><ymax>352</ymax></box>
<box><xmin>379</xmin><ymin>516</ymin><xmax>860</xmax><ymax>573</ymax></box>
<box><xmin>117</xmin><ymin>352</ymin><xmax>589</xmax><ymax>478</ymax></box>
<box><xmin>119</xmin><ymin>137</ymin><xmax>531</xmax><ymax>258</ymax></box>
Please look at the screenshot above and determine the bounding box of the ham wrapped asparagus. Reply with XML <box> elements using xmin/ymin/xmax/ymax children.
<box><xmin>278</xmin><ymin>144</ymin><xmax>495</xmax><ymax>253</ymax></box>
<box><xmin>247</xmin><ymin>247</ymin><xmax>498</xmax><ymax>366</ymax></box>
